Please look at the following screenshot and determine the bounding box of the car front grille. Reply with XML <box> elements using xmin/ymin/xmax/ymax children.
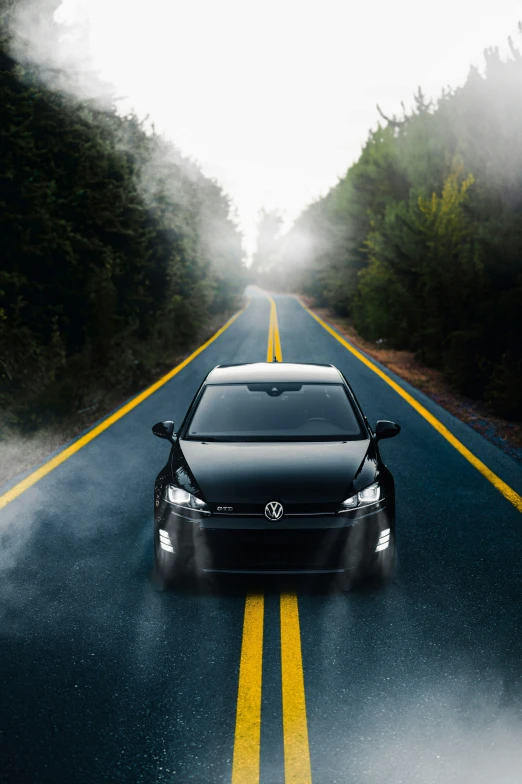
<box><xmin>210</xmin><ymin>501</ymin><xmax>339</xmax><ymax>517</ymax></box>
<box><xmin>195</xmin><ymin>527</ymin><xmax>351</xmax><ymax>570</ymax></box>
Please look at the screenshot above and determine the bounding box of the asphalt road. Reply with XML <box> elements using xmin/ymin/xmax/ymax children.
<box><xmin>1</xmin><ymin>290</ymin><xmax>521</xmax><ymax>784</ymax></box>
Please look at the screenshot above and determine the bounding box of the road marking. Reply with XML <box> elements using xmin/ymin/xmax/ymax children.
<box><xmin>269</xmin><ymin>297</ymin><xmax>311</xmax><ymax>783</ymax></box>
<box><xmin>0</xmin><ymin>304</ymin><xmax>249</xmax><ymax>511</ymax></box>
<box><xmin>267</xmin><ymin>295</ymin><xmax>283</xmax><ymax>362</ymax></box>
<box><xmin>232</xmin><ymin>293</ymin><xmax>312</xmax><ymax>784</ymax></box>
<box><xmin>297</xmin><ymin>298</ymin><xmax>522</xmax><ymax>514</ymax></box>
<box><xmin>280</xmin><ymin>593</ymin><xmax>312</xmax><ymax>784</ymax></box>
<box><xmin>231</xmin><ymin>593</ymin><xmax>265</xmax><ymax>784</ymax></box>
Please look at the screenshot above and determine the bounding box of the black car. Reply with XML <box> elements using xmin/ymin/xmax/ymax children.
<box><xmin>152</xmin><ymin>362</ymin><xmax>400</xmax><ymax>589</ymax></box>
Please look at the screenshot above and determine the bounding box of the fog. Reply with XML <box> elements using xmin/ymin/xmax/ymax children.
<box><xmin>6</xmin><ymin>0</ymin><xmax>521</xmax><ymax>256</ymax></box>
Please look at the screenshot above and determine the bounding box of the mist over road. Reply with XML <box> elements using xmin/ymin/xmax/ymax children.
<box><xmin>1</xmin><ymin>291</ymin><xmax>521</xmax><ymax>784</ymax></box>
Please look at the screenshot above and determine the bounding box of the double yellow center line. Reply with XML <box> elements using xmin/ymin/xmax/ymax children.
<box><xmin>267</xmin><ymin>295</ymin><xmax>283</xmax><ymax>363</ymax></box>
<box><xmin>231</xmin><ymin>295</ymin><xmax>312</xmax><ymax>784</ymax></box>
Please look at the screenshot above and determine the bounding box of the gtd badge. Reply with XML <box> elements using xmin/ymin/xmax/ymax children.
<box><xmin>265</xmin><ymin>501</ymin><xmax>284</xmax><ymax>521</ymax></box>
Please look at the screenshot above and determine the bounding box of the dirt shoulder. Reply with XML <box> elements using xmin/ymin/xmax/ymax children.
<box><xmin>304</xmin><ymin>300</ymin><xmax>522</xmax><ymax>465</ymax></box>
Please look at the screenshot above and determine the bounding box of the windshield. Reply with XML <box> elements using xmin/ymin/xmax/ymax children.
<box><xmin>185</xmin><ymin>382</ymin><xmax>364</xmax><ymax>441</ymax></box>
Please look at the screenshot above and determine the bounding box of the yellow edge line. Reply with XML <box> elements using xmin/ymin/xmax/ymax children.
<box><xmin>231</xmin><ymin>593</ymin><xmax>265</xmax><ymax>784</ymax></box>
<box><xmin>280</xmin><ymin>593</ymin><xmax>312</xmax><ymax>784</ymax></box>
<box><xmin>0</xmin><ymin>303</ymin><xmax>250</xmax><ymax>511</ymax></box>
<box><xmin>296</xmin><ymin>297</ymin><xmax>522</xmax><ymax>514</ymax></box>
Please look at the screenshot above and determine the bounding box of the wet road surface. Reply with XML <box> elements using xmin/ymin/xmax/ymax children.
<box><xmin>1</xmin><ymin>291</ymin><xmax>521</xmax><ymax>783</ymax></box>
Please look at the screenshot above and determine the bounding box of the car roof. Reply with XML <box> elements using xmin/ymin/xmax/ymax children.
<box><xmin>205</xmin><ymin>362</ymin><xmax>343</xmax><ymax>384</ymax></box>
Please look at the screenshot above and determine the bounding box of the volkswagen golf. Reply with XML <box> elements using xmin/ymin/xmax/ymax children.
<box><xmin>152</xmin><ymin>362</ymin><xmax>400</xmax><ymax>589</ymax></box>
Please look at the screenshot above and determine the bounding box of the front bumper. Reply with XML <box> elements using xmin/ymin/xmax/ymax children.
<box><xmin>156</xmin><ymin>498</ymin><xmax>393</xmax><ymax>575</ymax></box>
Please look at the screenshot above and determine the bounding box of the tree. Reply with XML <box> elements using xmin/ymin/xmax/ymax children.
<box><xmin>0</xmin><ymin>1</ymin><xmax>246</xmax><ymax>429</ymax></box>
<box><xmin>260</xmin><ymin>34</ymin><xmax>522</xmax><ymax>417</ymax></box>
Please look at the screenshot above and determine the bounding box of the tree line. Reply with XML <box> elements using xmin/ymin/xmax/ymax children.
<box><xmin>0</xmin><ymin>1</ymin><xmax>246</xmax><ymax>432</ymax></box>
<box><xmin>255</xmin><ymin>37</ymin><xmax>522</xmax><ymax>419</ymax></box>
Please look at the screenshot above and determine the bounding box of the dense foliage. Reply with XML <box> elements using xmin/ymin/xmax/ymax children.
<box><xmin>0</xmin><ymin>2</ymin><xmax>245</xmax><ymax>430</ymax></box>
<box><xmin>260</xmin><ymin>43</ymin><xmax>522</xmax><ymax>418</ymax></box>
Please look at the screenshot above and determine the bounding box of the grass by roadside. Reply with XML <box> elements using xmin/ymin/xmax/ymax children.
<box><xmin>0</xmin><ymin>305</ymin><xmax>243</xmax><ymax>488</ymax></box>
<box><xmin>304</xmin><ymin>301</ymin><xmax>522</xmax><ymax>465</ymax></box>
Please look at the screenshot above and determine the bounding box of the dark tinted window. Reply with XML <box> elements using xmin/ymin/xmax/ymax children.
<box><xmin>186</xmin><ymin>383</ymin><xmax>364</xmax><ymax>441</ymax></box>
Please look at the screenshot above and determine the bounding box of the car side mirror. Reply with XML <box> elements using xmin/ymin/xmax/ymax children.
<box><xmin>375</xmin><ymin>420</ymin><xmax>401</xmax><ymax>441</ymax></box>
<box><xmin>152</xmin><ymin>420</ymin><xmax>175</xmax><ymax>442</ymax></box>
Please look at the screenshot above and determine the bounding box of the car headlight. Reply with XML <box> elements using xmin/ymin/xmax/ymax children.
<box><xmin>166</xmin><ymin>485</ymin><xmax>209</xmax><ymax>512</ymax></box>
<box><xmin>340</xmin><ymin>482</ymin><xmax>380</xmax><ymax>511</ymax></box>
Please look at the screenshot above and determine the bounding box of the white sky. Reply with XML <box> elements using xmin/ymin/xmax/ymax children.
<box><xmin>55</xmin><ymin>0</ymin><xmax>522</xmax><ymax>257</ymax></box>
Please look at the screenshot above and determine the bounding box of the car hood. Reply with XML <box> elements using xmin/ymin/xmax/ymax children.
<box><xmin>178</xmin><ymin>440</ymin><xmax>373</xmax><ymax>504</ymax></box>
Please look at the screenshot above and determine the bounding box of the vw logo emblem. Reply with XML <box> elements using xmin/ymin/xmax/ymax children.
<box><xmin>265</xmin><ymin>501</ymin><xmax>284</xmax><ymax>521</ymax></box>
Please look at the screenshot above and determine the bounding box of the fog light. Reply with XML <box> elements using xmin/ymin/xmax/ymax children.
<box><xmin>375</xmin><ymin>528</ymin><xmax>390</xmax><ymax>552</ymax></box>
<box><xmin>159</xmin><ymin>529</ymin><xmax>174</xmax><ymax>553</ymax></box>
